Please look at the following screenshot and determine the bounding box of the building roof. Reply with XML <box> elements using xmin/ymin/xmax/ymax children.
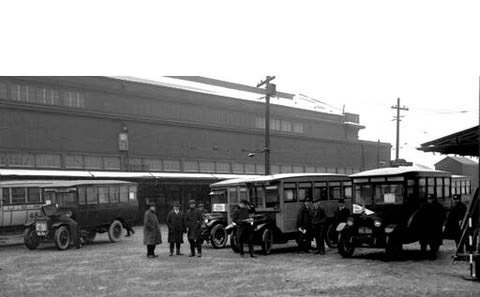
<box><xmin>0</xmin><ymin>180</ymin><xmax>134</xmax><ymax>187</ymax></box>
<box><xmin>350</xmin><ymin>166</ymin><xmax>449</xmax><ymax>178</ymax></box>
<box><xmin>418</xmin><ymin>126</ymin><xmax>479</xmax><ymax>156</ymax></box>
<box><xmin>211</xmin><ymin>173</ymin><xmax>348</xmax><ymax>187</ymax></box>
<box><xmin>436</xmin><ymin>156</ymin><xmax>478</xmax><ymax>166</ymax></box>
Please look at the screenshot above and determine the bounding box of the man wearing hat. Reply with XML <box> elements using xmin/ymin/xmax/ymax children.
<box><xmin>417</xmin><ymin>194</ymin><xmax>446</xmax><ymax>259</ymax></box>
<box><xmin>167</xmin><ymin>201</ymin><xmax>185</xmax><ymax>256</ymax></box>
<box><xmin>185</xmin><ymin>200</ymin><xmax>203</xmax><ymax>257</ymax></box>
<box><xmin>296</xmin><ymin>196</ymin><xmax>312</xmax><ymax>253</ymax></box>
<box><xmin>334</xmin><ymin>199</ymin><xmax>350</xmax><ymax>223</ymax></box>
<box><xmin>310</xmin><ymin>198</ymin><xmax>327</xmax><ymax>254</ymax></box>
<box><xmin>445</xmin><ymin>194</ymin><xmax>467</xmax><ymax>251</ymax></box>
<box><xmin>232</xmin><ymin>199</ymin><xmax>256</xmax><ymax>258</ymax></box>
<box><xmin>143</xmin><ymin>199</ymin><xmax>162</xmax><ymax>258</ymax></box>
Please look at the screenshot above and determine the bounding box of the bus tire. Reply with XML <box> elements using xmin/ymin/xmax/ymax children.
<box><xmin>210</xmin><ymin>224</ymin><xmax>227</xmax><ymax>249</ymax></box>
<box><xmin>325</xmin><ymin>223</ymin><xmax>338</xmax><ymax>248</ymax></box>
<box><xmin>54</xmin><ymin>226</ymin><xmax>71</xmax><ymax>250</ymax></box>
<box><xmin>24</xmin><ymin>227</ymin><xmax>40</xmax><ymax>250</ymax></box>
<box><xmin>84</xmin><ymin>231</ymin><xmax>96</xmax><ymax>244</ymax></box>
<box><xmin>108</xmin><ymin>220</ymin><xmax>123</xmax><ymax>243</ymax></box>
<box><xmin>262</xmin><ymin>228</ymin><xmax>273</xmax><ymax>255</ymax></box>
<box><xmin>338</xmin><ymin>231</ymin><xmax>355</xmax><ymax>258</ymax></box>
<box><xmin>230</xmin><ymin>230</ymin><xmax>241</xmax><ymax>253</ymax></box>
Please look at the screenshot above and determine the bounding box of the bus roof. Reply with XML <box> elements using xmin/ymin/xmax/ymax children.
<box><xmin>211</xmin><ymin>173</ymin><xmax>349</xmax><ymax>187</ymax></box>
<box><xmin>350</xmin><ymin>166</ymin><xmax>450</xmax><ymax>178</ymax></box>
<box><xmin>0</xmin><ymin>180</ymin><xmax>136</xmax><ymax>188</ymax></box>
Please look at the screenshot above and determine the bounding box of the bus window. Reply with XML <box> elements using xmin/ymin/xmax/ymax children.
<box><xmin>11</xmin><ymin>188</ymin><xmax>26</xmax><ymax>204</ymax></box>
<box><xmin>78</xmin><ymin>186</ymin><xmax>86</xmax><ymax>205</ymax></box>
<box><xmin>329</xmin><ymin>182</ymin><xmax>342</xmax><ymax>200</ymax></box>
<box><xmin>228</xmin><ymin>188</ymin><xmax>238</xmax><ymax>204</ymax></box>
<box><xmin>354</xmin><ymin>184</ymin><xmax>373</xmax><ymax>206</ymax></box>
<box><xmin>27</xmin><ymin>188</ymin><xmax>41</xmax><ymax>203</ymax></box>
<box><xmin>427</xmin><ymin>178</ymin><xmax>435</xmax><ymax>196</ymax></box>
<box><xmin>466</xmin><ymin>180</ymin><xmax>471</xmax><ymax>194</ymax></box>
<box><xmin>461</xmin><ymin>181</ymin><xmax>467</xmax><ymax>194</ymax></box>
<box><xmin>298</xmin><ymin>182</ymin><xmax>312</xmax><ymax>202</ymax></box>
<box><xmin>98</xmin><ymin>186</ymin><xmax>109</xmax><ymax>204</ymax></box>
<box><xmin>284</xmin><ymin>183</ymin><xmax>296</xmax><ymax>202</ymax></box>
<box><xmin>314</xmin><ymin>182</ymin><xmax>328</xmax><ymax>201</ymax></box>
<box><xmin>374</xmin><ymin>184</ymin><xmax>404</xmax><ymax>205</ymax></box>
<box><xmin>418</xmin><ymin>178</ymin><xmax>427</xmax><ymax>199</ymax></box>
<box><xmin>110</xmin><ymin>185</ymin><xmax>120</xmax><ymax>203</ymax></box>
<box><xmin>86</xmin><ymin>186</ymin><xmax>98</xmax><ymax>204</ymax></box>
<box><xmin>344</xmin><ymin>186</ymin><xmax>352</xmax><ymax>199</ymax></box>
<box><xmin>436</xmin><ymin>178</ymin><xmax>444</xmax><ymax>198</ymax></box>
<box><xmin>119</xmin><ymin>185</ymin><xmax>129</xmax><ymax>202</ymax></box>
<box><xmin>443</xmin><ymin>178</ymin><xmax>451</xmax><ymax>197</ymax></box>
<box><xmin>407</xmin><ymin>179</ymin><xmax>415</xmax><ymax>199</ymax></box>
<box><xmin>128</xmin><ymin>186</ymin><xmax>137</xmax><ymax>200</ymax></box>
<box><xmin>2</xmin><ymin>188</ymin><xmax>10</xmax><ymax>205</ymax></box>
<box><xmin>239</xmin><ymin>187</ymin><xmax>248</xmax><ymax>201</ymax></box>
<box><xmin>56</xmin><ymin>192</ymin><xmax>76</xmax><ymax>207</ymax></box>
<box><xmin>265</xmin><ymin>185</ymin><xmax>279</xmax><ymax>208</ymax></box>
<box><xmin>43</xmin><ymin>191</ymin><xmax>55</xmax><ymax>205</ymax></box>
<box><xmin>254</xmin><ymin>186</ymin><xmax>266</xmax><ymax>208</ymax></box>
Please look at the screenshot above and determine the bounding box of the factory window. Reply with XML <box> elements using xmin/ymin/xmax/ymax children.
<box><xmin>232</xmin><ymin>163</ymin><xmax>244</xmax><ymax>174</ymax></box>
<box><xmin>129</xmin><ymin>158</ymin><xmax>143</xmax><ymax>171</ymax></box>
<box><xmin>144</xmin><ymin>159</ymin><xmax>162</xmax><ymax>171</ymax></box>
<box><xmin>35</xmin><ymin>154</ymin><xmax>61</xmax><ymax>168</ymax></box>
<box><xmin>245</xmin><ymin>164</ymin><xmax>256</xmax><ymax>174</ymax></box>
<box><xmin>256</xmin><ymin>164</ymin><xmax>265</xmax><ymax>175</ymax></box>
<box><xmin>305</xmin><ymin>166</ymin><xmax>315</xmax><ymax>173</ymax></box>
<box><xmin>327</xmin><ymin>168</ymin><xmax>337</xmax><ymax>173</ymax></box>
<box><xmin>8</xmin><ymin>153</ymin><xmax>35</xmax><ymax>167</ymax></box>
<box><xmin>270</xmin><ymin>119</ymin><xmax>281</xmax><ymax>130</ymax></box>
<box><xmin>85</xmin><ymin>156</ymin><xmax>103</xmax><ymax>169</ymax></box>
<box><xmin>163</xmin><ymin>160</ymin><xmax>181</xmax><ymax>172</ymax></box>
<box><xmin>104</xmin><ymin>157</ymin><xmax>121</xmax><ymax>170</ymax></box>
<box><xmin>337</xmin><ymin>168</ymin><xmax>346</xmax><ymax>174</ymax></box>
<box><xmin>280</xmin><ymin>165</ymin><xmax>292</xmax><ymax>173</ymax></box>
<box><xmin>0</xmin><ymin>152</ymin><xmax>7</xmax><ymax>166</ymax></box>
<box><xmin>293</xmin><ymin>122</ymin><xmax>304</xmax><ymax>133</ymax></box>
<box><xmin>9</xmin><ymin>84</ymin><xmax>84</xmax><ymax>108</ymax></box>
<box><xmin>255</xmin><ymin>117</ymin><xmax>265</xmax><ymax>129</ymax></box>
<box><xmin>293</xmin><ymin>166</ymin><xmax>304</xmax><ymax>173</ymax></box>
<box><xmin>65</xmin><ymin>155</ymin><xmax>84</xmax><ymax>169</ymax></box>
<box><xmin>199</xmin><ymin>161</ymin><xmax>215</xmax><ymax>173</ymax></box>
<box><xmin>0</xmin><ymin>82</ymin><xmax>7</xmax><ymax>99</ymax></box>
<box><xmin>281</xmin><ymin>120</ymin><xmax>292</xmax><ymax>132</ymax></box>
<box><xmin>271</xmin><ymin>165</ymin><xmax>280</xmax><ymax>174</ymax></box>
<box><xmin>316</xmin><ymin>167</ymin><xmax>326</xmax><ymax>173</ymax></box>
<box><xmin>216</xmin><ymin>162</ymin><xmax>231</xmax><ymax>174</ymax></box>
<box><xmin>183</xmin><ymin>161</ymin><xmax>199</xmax><ymax>172</ymax></box>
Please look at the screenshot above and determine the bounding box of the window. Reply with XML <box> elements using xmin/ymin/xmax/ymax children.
<box><xmin>354</xmin><ymin>184</ymin><xmax>373</xmax><ymax>206</ymax></box>
<box><xmin>281</xmin><ymin>120</ymin><xmax>292</xmax><ymax>132</ymax></box>
<box><xmin>0</xmin><ymin>82</ymin><xmax>7</xmax><ymax>99</ymax></box>
<box><xmin>65</xmin><ymin>155</ymin><xmax>84</xmax><ymax>169</ymax></box>
<box><xmin>293</xmin><ymin>166</ymin><xmax>304</xmax><ymax>173</ymax></box>
<box><xmin>343</xmin><ymin>182</ymin><xmax>352</xmax><ymax>199</ymax></box>
<box><xmin>298</xmin><ymin>182</ymin><xmax>312</xmax><ymax>202</ymax></box>
<box><xmin>8</xmin><ymin>153</ymin><xmax>34</xmax><ymax>167</ymax></box>
<box><xmin>255</xmin><ymin>117</ymin><xmax>265</xmax><ymax>129</ymax></box>
<box><xmin>78</xmin><ymin>186</ymin><xmax>86</xmax><ymax>205</ymax></box>
<box><xmin>265</xmin><ymin>186</ymin><xmax>279</xmax><ymax>208</ymax></box>
<box><xmin>314</xmin><ymin>182</ymin><xmax>328</xmax><ymax>201</ymax></box>
<box><xmin>11</xmin><ymin>187</ymin><xmax>26</xmax><ymax>204</ymax></box>
<box><xmin>245</xmin><ymin>164</ymin><xmax>256</xmax><ymax>174</ymax></box>
<box><xmin>232</xmin><ymin>163</ymin><xmax>244</xmax><ymax>174</ymax></box>
<box><xmin>374</xmin><ymin>184</ymin><xmax>404</xmax><ymax>205</ymax></box>
<box><xmin>255</xmin><ymin>164</ymin><xmax>265</xmax><ymax>175</ymax></box>
<box><xmin>36</xmin><ymin>154</ymin><xmax>61</xmax><ymax>168</ymax></box>
<box><xmin>281</xmin><ymin>165</ymin><xmax>292</xmax><ymax>173</ymax></box>
<box><xmin>43</xmin><ymin>191</ymin><xmax>55</xmax><ymax>205</ymax></box>
<box><xmin>86</xmin><ymin>186</ymin><xmax>98</xmax><ymax>204</ymax></box>
<box><xmin>293</xmin><ymin>122</ymin><xmax>304</xmax><ymax>133</ymax></box>
<box><xmin>129</xmin><ymin>158</ymin><xmax>143</xmax><ymax>171</ymax></box>
<box><xmin>104</xmin><ymin>157</ymin><xmax>121</xmax><ymax>170</ymax></box>
<box><xmin>98</xmin><ymin>186</ymin><xmax>109</xmax><ymax>203</ymax></box>
<box><xmin>253</xmin><ymin>186</ymin><xmax>266</xmax><ymax>208</ymax></box>
<box><xmin>2</xmin><ymin>188</ymin><xmax>10</xmax><ymax>205</ymax></box>
<box><xmin>329</xmin><ymin>182</ymin><xmax>342</xmax><ymax>200</ymax></box>
<box><xmin>270</xmin><ymin>119</ymin><xmax>281</xmax><ymax>130</ymax></box>
<box><xmin>163</xmin><ymin>160</ymin><xmax>181</xmax><ymax>172</ymax></box>
<box><xmin>57</xmin><ymin>192</ymin><xmax>76</xmax><ymax>207</ymax></box>
<box><xmin>85</xmin><ymin>156</ymin><xmax>103</xmax><ymax>169</ymax></box>
<box><xmin>216</xmin><ymin>162</ymin><xmax>231</xmax><ymax>173</ymax></box>
<box><xmin>436</xmin><ymin>177</ymin><xmax>444</xmax><ymax>198</ymax></box>
<box><xmin>110</xmin><ymin>186</ymin><xmax>120</xmax><ymax>203</ymax></box>
<box><xmin>466</xmin><ymin>180</ymin><xmax>471</xmax><ymax>194</ymax></box>
<box><xmin>228</xmin><ymin>188</ymin><xmax>238</xmax><ymax>204</ymax></box>
<box><xmin>427</xmin><ymin>177</ymin><xmax>435</xmax><ymax>195</ymax></box>
<box><xmin>144</xmin><ymin>159</ymin><xmax>162</xmax><ymax>171</ymax></box>
<box><xmin>27</xmin><ymin>188</ymin><xmax>41</xmax><ymax>203</ymax></box>
<box><xmin>183</xmin><ymin>161</ymin><xmax>198</xmax><ymax>172</ymax></box>
<box><xmin>284</xmin><ymin>183</ymin><xmax>297</xmax><ymax>202</ymax></box>
<box><xmin>119</xmin><ymin>186</ymin><xmax>129</xmax><ymax>202</ymax></box>
<box><xmin>211</xmin><ymin>191</ymin><xmax>227</xmax><ymax>204</ymax></box>
<box><xmin>239</xmin><ymin>187</ymin><xmax>248</xmax><ymax>201</ymax></box>
<box><xmin>418</xmin><ymin>178</ymin><xmax>427</xmax><ymax>199</ymax></box>
<box><xmin>128</xmin><ymin>186</ymin><xmax>137</xmax><ymax>200</ymax></box>
<box><xmin>199</xmin><ymin>161</ymin><xmax>215</xmax><ymax>173</ymax></box>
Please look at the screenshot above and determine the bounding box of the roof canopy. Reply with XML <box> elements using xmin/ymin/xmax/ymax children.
<box><xmin>418</xmin><ymin>126</ymin><xmax>479</xmax><ymax>157</ymax></box>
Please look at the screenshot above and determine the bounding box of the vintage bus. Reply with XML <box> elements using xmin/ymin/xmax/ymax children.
<box><xmin>20</xmin><ymin>180</ymin><xmax>138</xmax><ymax>250</ymax></box>
<box><xmin>337</xmin><ymin>167</ymin><xmax>453</xmax><ymax>258</ymax></box>
<box><xmin>207</xmin><ymin>173</ymin><xmax>352</xmax><ymax>253</ymax></box>
<box><xmin>452</xmin><ymin>175</ymin><xmax>473</xmax><ymax>204</ymax></box>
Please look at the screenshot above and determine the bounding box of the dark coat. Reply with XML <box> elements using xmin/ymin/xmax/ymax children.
<box><xmin>310</xmin><ymin>206</ymin><xmax>327</xmax><ymax>225</ymax></box>
<box><xmin>185</xmin><ymin>208</ymin><xmax>203</xmax><ymax>241</ymax></box>
<box><xmin>444</xmin><ymin>202</ymin><xmax>467</xmax><ymax>239</ymax></box>
<box><xmin>232</xmin><ymin>207</ymin><xmax>250</xmax><ymax>225</ymax></box>
<box><xmin>334</xmin><ymin>207</ymin><xmax>351</xmax><ymax>223</ymax></box>
<box><xmin>296</xmin><ymin>204</ymin><xmax>311</xmax><ymax>230</ymax></box>
<box><xmin>143</xmin><ymin>209</ymin><xmax>162</xmax><ymax>245</ymax></box>
<box><xmin>416</xmin><ymin>201</ymin><xmax>446</xmax><ymax>245</ymax></box>
<box><xmin>167</xmin><ymin>210</ymin><xmax>185</xmax><ymax>243</ymax></box>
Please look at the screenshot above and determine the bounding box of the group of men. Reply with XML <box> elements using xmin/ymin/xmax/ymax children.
<box><xmin>143</xmin><ymin>199</ymin><xmax>207</xmax><ymax>258</ymax></box>
<box><xmin>296</xmin><ymin>197</ymin><xmax>350</xmax><ymax>254</ymax></box>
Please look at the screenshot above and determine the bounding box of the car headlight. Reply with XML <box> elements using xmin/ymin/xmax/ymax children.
<box><xmin>347</xmin><ymin>217</ymin><xmax>354</xmax><ymax>226</ymax></box>
<box><xmin>204</xmin><ymin>219</ymin><xmax>209</xmax><ymax>224</ymax></box>
<box><xmin>374</xmin><ymin>220</ymin><xmax>382</xmax><ymax>228</ymax></box>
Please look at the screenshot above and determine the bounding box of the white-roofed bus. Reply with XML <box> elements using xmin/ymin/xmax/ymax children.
<box><xmin>208</xmin><ymin>173</ymin><xmax>352</xmax><ymax>254</ymax></box>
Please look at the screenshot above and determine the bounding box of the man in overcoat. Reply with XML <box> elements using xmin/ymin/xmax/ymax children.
<box><xmin>185</xmin><ymin>200</ymin><xmax>203</xmax><ymax>257</ymax></box>
<box><xmin>143</xmin><ymin>199</ymin><xmax>162</xmax><ymax>258</ymax></box>
<box><xmin>232</xmin><ymin>200</ymin><xmax>256</xmax><ymax>258</ymax></box>
<box><xmin>167</xmin><ymin>201</ymin><xmax>185</xmax><ymax>256</ymax></box>
<box><xmin>296</xmin><ymin>197</ymin><xmax>312</xmax><ymax>253</ymax></box>
<box><xmin>417</xmin><ymin>194</ymin><xmax>446</xmax><ymax>259</ymax></box>
<box><xmin>310</xmin><ymin>198</ymin><xmax>327</xmax><ymax>254</ymax></box>
<box><xmin>444</xmin><ymin>194</ymin><xmax>467</xmax><ymax>251</ymax></box>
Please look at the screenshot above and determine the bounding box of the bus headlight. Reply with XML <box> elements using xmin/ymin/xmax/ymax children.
<box><xmin>347</xmin><ymin>217</ymin><xmax>354</xmax><ymax>226</ymax></box>
<box><xmin>374</xmin><ymin>220</ymin><xmax>382</xmax><ymax>228</ymax></box>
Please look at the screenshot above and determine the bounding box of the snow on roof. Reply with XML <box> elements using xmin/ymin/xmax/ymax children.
<box><xmin>350</xmin><ymin>166</ymin><xmax>449</xmax><ymax>178</ymax></box>
<box><xmin>113</xmin><ymin>76</ymin><xmax>344</xmax><ymax>115</ymax></box>
<box><xmin>211</xmin><ymin>173</ymin><xmax>348</xmax><ymax>187</ymax></box>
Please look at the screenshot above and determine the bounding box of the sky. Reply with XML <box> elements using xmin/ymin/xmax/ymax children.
<box><xmin>1</xmin><ymin>0</ymin><xmax>480</xmax><ymax>168</ymax></box>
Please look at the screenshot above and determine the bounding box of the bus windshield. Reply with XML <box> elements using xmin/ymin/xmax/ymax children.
<box><xmin>374</xmin><ymin>184</ymin><xmax>404</xmax><ymax>205</ymax></box>
<box><xmin>354</xmin><ymin>184</ymin><xmax>373</xmax><ymax>206</ymax></box>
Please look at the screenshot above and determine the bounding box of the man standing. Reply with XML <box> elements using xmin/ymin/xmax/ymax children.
<box><xmin>296</xmin><ymin>197</ymin><xmax>312</xmax><ymax>253</ymax></box>
<box><xmin>334</xmin><ymin>199</ymin><xmax>350</xmax><ymax>223</ymax></box>
<box><xmin>310</xmin><ymin>198</ymin><xmax>327</xmax><ymax>254</ymax></box>
<box><xmin>167</xmin><ymin>201</ymin><xmax>185</xmax><ymax>256</ymax></box>
<box><xmin>185</xmin><ymin>200</ymin><xmax>203</xmax><ymax>257</ymax></box>
<box><xmin>232</xmin><ymin>200</ymin><xmax>256</xmax><ymax>258</ymax></box>
<box><xmin>143</xmin><ymin>199</ymin><xmax>162</xmax><ymax>258</ymax></box>
<box><xmin>445</xmin><ymin>194</ymin><xmax>467</xmax><ymax>251</ymax></box>
<box><xmin>417</xmin><ymin>194</ymin><xmax>446</xmax><ymax>259</ymax></box>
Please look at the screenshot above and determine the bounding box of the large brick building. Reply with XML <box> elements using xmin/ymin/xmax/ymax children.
<box><xmin>0</xmin><ymin>76</ymin><xmax>391</xmax><ymax>220</ymax></box>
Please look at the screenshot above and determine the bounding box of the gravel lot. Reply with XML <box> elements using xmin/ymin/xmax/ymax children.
<box><xmin>1</xmin><ymin>226</ymin><xmax>479</xmax><ymax>297</ymax></box>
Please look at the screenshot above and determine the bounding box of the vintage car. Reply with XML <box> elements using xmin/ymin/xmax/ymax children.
<box><xmin>201</xmin><ymin>211</ymin><xmax>228</xmax><ymax>248</ymax></box>
<box><xmin>23</xmin><ymin>180</ymin><xmax>138</xmax><ymax>250</ymax></box>
<box><xmin>210</xmin><ymin>173</ymin><xmax>352</xmax><ymax>254</ymax></box>
<box><xmin>337</xmin><ymin>167</ymin><xmax>453</xmax><ymax>258</ymax></box>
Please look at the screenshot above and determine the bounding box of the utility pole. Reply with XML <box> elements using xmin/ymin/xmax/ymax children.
<box><xmin>391</xmin><ymin>98</ymin><xmax>409</xmax><ymax>162</ymax></box>
<box><xmin>257</xmin><ymin>76</ymin><xmax>276</xmax><ymax>175</ymax></box>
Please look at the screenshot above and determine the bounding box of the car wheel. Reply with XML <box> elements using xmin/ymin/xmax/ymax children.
<box><xmin>325</xmin><ymin>223</ymin><xmax>338</xmax><ymax>249</ymax></box>
<box><xmin>24</xmin><ymin>227</ymin><xmax>40</xmax><ymax>250</ymax></box>
<box><xmin>262</xmin><ymin>228</ymin><xmax>273</xmax><ymax>255</ymax></box>
<box><xmin>54</xmin><ymin>226</ymin><xmax>71</xmax><ymax>250</ymax></box>
<box><xmin>385</xmin><ymin>234</ymin><xmax>402</xmax><ymax>258</ymax></box>
<box><xmin>108</xmin><ymin>220</ymin><xmax>123</xmax><ymax>243</ymax></box>
<box><xmin>337</xmin><ymin>231</ymin><xmax>355</xmax><ymax>258</ymax></box>
<box><xmin>210</xmin><ymin>224</ymin><xmax>227</xmax><ymax>249</ymax></box>
<box><xmin>230</xmin><ymin>230</ymin><xmax>241</xmax><ymax>253</ymax></box>
<box><xmin>84</xmin><ymin>231</ymin><xmax>96</xmax><ymax>244</ymax></box>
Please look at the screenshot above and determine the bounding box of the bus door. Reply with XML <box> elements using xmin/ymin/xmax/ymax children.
<box><xmin>10</xmin><ymin>187</ymin><xmax>27</xmax><ymax>227</ymax></box>
<box><xmin>282</xmin><ymin>182</ymin><xmax>298</xmax><ymax>233</ymax></box>
<box><xmin>326</xmin><ymin>182</ymin><xmax>343</xmax><ymax>217</ymax></box>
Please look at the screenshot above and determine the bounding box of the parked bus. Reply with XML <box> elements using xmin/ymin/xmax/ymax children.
<box><xmin>206</xmin><ymin>173</ymin><xmax>352</xmax><ymax>253</ymax></box>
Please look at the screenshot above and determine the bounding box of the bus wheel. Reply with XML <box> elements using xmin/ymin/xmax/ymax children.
<box><xmin>230</xmin><ymin>230</ymin><xmax>241</xmax><ymax>253</ymax></box>
<box><xmin>338</xmin><ymin>231</ymin><xmax>355</xmax><ymax>258</ymax></box>
<box><xmin>262</xmin><ymin>228</ymin><xmax>273</xmax><ymax>255</ymax></box>
<box><xmin>54</xmin><ymin>226</ymin><xmax>71</xmax><ymax>250</ymax></box>
<box><xmin>84</xmin><ymin>231</ymin><xmax>96</xmax><ymax>244</ymax></box>
<box><xmin>210</xmin><ymin>224</ymin><xmax>227</xmax><ymax>248</ymax></box>
<box><xmin>24</xmin><ymin>227</ymin><xmax>40</xmax><ymax>250</ymax></box>
<box><xmin>385</xmin><ymin>234</ymin><xmax>402</xmax><ymax>259</ymax></box>
<box><xmin>325</xmin><ymin>223</ymin><xmax>338</xmax><ymax>248</ymax></box>
<box><xmin>108</xmin><ymin>220</ymin><xmax>123</xmax><ymax>243</ymax></box>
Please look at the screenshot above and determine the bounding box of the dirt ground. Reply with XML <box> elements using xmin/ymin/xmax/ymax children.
<box><xmin>1</xmin><ymin>226</ymin><xmax>479</xmax><ymax>297</ymax></box>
